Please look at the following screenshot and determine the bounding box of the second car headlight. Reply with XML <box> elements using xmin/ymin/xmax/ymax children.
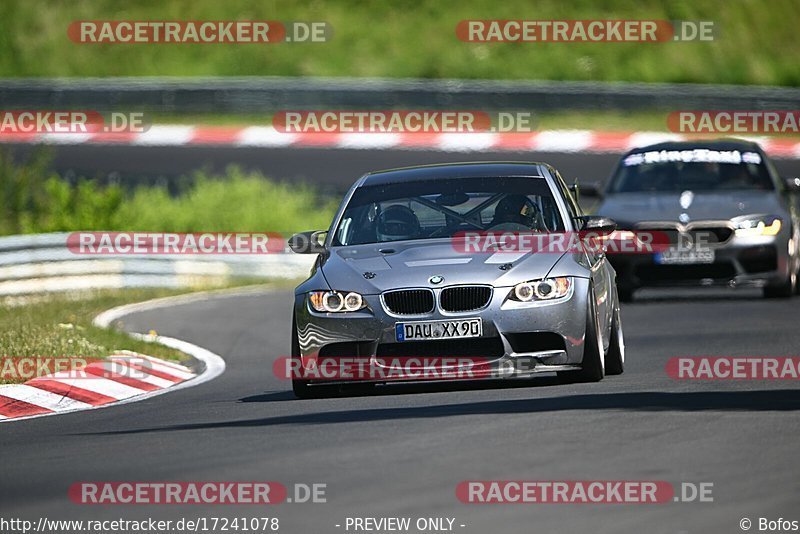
<box><xmin>309</xmin><ymin>291</ymin><xmax>366</xmax><ymax>312</ymax></box>
<box><xmin>509</xmin><ymin>277</ymin><xmax>572</xmax><ymax>302</ymax></box>
<box><xmin>733</xmin><ymin>215</ymin><xmax>782</xmax><ymax>238</ymax></box>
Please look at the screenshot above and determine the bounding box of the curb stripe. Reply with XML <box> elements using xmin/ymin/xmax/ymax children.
<box><xmin>0</xmin><ymin>394</ymin><xmax>54</xmax><ymax>417</ymax></box>
<box><xmin>1</xmin><ymin>126</ymin><xmax>799</xmax><ymax>159</ymax></box>
<box><xmin>0</xmin><ymin>352</ymin><xmax>198</xmax><ymax>421</ymax></box>
<box><xmin>109</xmin><ymin>358</ymin><xmax>184</xmax><ymax>383</ymax></box>
<box><xmin>190</xmin><ymin>126</ymin><xmax>243</xmax><ymax>145</ymax></box>
<box><xmin>84</xmin><ymin>365</ymin><xmax>161</xmax><ymax>391</ymax></box>
<box><xmin>0</xmin><ymin>384</ymin><xmax>93</xmax><ymax>411</ymax></box>
<box><xmin>27</xmin><ymin>379</ymin><xmax>117</xmax><ymax>405</ymax></box>
<box><xmin>40</xmin><ymin>375</ymin><xmax>148</xmax><ymax>399</ymax></box>
<box><xmin>1</xmin><ymin>286</ymin><xmax>245</xmax><ymax>423</ymax></box>
<box><xmin>135</xmin><ymin>354</ymin><xmax>194</xmax><ymax>375</ymax></box>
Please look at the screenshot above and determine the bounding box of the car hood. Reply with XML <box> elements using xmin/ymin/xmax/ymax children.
<box><xmin>596</xmin><ymin>191</ymin><xmax>786</xmax><ymax>225</ymax></box>
<box><xmin>320</xmin><ymin>240</ymin><xmax>565</xmax><ymax>294</ymax></box>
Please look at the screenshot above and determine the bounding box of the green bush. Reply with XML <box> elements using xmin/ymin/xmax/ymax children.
<box><xmin>113</xmin><ymin>167</ymin><xmax>338</xmax><ymax>234</ymax></box>
<box><xmin>0</xmin><ymin>149</ymin><xmax>53</xmax><ymax>234</ymax></box>
<box><xmin>0</xmin><ymin>149</ymin><xmax>338</xmax><ymax>236</ymax></box>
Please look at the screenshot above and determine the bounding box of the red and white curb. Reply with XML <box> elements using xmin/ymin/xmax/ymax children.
<box><xmin>0</xmin><ymin>290</ymin><xmax>230</xmax><ymax>423</ymax></box>
<box><xmin>1</xmin><ymin>126</ymin><xmax>799</xmax><ymax>158</ymax></box>
<box><xmin>0</xmin><ymin>352</ymin><xmax>196</xmax><ymax>420</ymax></box>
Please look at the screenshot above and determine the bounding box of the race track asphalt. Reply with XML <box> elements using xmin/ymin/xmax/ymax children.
<box><xmin>9</xmin><ymin>143</ymin><xmax>800</xmax><ymax>194</ymax></box>
<box><xmin>2</xmin><ymin>285</ymin><xmax>799</xmax><ymax>534</ymax></box>
<box><xmin>1</xmin><ymin>145</ymin><xmax>799</xmax><ymax>534</ymax></box>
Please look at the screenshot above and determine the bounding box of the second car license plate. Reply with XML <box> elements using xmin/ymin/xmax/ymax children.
<box><xmin>396</xmin><ymin>318</ymin><xmax>482</xmax><ymax>342</ymax></box>
<box><xmin>655</xmin><ymin>248</ymin><xmax>715</xmax><ymax>265</ymax></box>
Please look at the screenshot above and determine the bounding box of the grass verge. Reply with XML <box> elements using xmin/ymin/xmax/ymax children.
<box><xmin>0</xmin><ymin>280</ymin><xmax>298</xmax><ymax>385</ymax></box>
<box><xmin>2</xmin><ymin>0</ymin><xmax>798</xmax><ymax>85</ymax></box>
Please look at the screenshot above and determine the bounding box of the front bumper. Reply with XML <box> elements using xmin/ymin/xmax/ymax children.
<box><xmin>292</xmin><ymin>277</ymin><xmax>591</xmax><ymax>385</ymax></box>
<box><xmin>610</xmin><ymin>234</ymin><xmax>791</xmax><ymax>290</ymax></box>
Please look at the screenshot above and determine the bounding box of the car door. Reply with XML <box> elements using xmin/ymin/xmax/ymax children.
<box><xmin>555</xmin><ymin>172</ymin><xmax>613</xmax><ymax>345</ymax></box>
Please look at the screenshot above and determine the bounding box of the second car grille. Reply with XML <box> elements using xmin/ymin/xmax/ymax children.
<box><xmin>383</xmin><ymin>289</ymin><xmax>435</xmax><ymax>315</ymax></box>
<box><xmin>639</xmin><ymin>225</ymin><xmax>734</xmax><ymax>246</ymax></box>
<box><xmin>440</xmin><ymin>286</ymin><xmax>492</xmax><ymax>312</ymax></box>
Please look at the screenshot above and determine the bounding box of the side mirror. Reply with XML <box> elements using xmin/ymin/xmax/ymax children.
<box><xmin>576</xmin><ymin>216</ymin><xmax>617</xmax><ymax>234</ymax></box>
<box><xmin>577</xmin><ymin>181</ymin><xmax>603</xmax><ymax>198</ymax></box>
<box><xmin>783</xmin><ymin>177</ymin><xmax>800</xmax><ymax>191</ymax></box>
<box><xmin>288</xmin><ymin>230</ymin><xmax>328</xmax><ymax>254</ymax></box>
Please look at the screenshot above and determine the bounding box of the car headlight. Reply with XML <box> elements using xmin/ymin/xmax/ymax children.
<box><xmin>308</xmin><ymin>291</ymin><xmax>366</xmax><ymax>312</ymax></box>
<box><xmin>733</xmin><ymin>215</ymin><xmax>782</xmax><ymax>237</ymax></box>
<box><xmin>508</xmin><ymin>277</ymin><xmax>572</xmax><ymax>302</ymax></box>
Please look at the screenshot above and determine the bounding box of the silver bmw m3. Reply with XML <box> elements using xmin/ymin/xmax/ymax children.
<box><xmin>287</xmin><ymin>162</ymin><xmax>625</xmax><ymax>398</ymax></box>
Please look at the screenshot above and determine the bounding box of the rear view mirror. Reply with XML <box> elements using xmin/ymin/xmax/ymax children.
<box><xmin>577</xmin><ymin>181</ymin><xmax>603</xmax><ymax>198</ymax></box>
<box><xmin>288</xmin><ymin>230</ymin><xmax>328</xmax><ymax>254</ymax></box>
<box><xmin>783</xmin><ymin>177</ymin><xmax>800</xmax><ymax>191</ymax></box>
<box><xmin>576</xmin><ymin>216</ymin><xmax>617</xmax><ymax>234</ymax></box>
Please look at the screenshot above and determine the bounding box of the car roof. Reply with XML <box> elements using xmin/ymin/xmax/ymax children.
<box><xmin>359</xmin><ymin>162</ymin><xmax>551</xmax><ymax>186</ymax></box>
<box><xmin>625</xmin><ymin>138</ymin><xmax>763</xmax><ymax>155</ymax></box>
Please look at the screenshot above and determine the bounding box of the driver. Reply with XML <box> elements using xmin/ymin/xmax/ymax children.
<box><xmin>376</xmin><ymin>204</ymin><xmax>421</xmax><ymax>242</ymax></box>
<box><xmin>490</xmin><ymin>194</ymin><xmax>539</xmax><ymax>228</ymax></box>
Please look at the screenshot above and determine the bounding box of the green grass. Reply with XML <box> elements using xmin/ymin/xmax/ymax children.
<box><xmin>0</xmin><ymin>281</ymin><xmax>298</xmax><ymax>384</ymax></box>
<box><xmin>0</xmin><ymin>0</ymin><xmax>798</xmax><ymax>85</ymax></box>
<box><xmin>0</xmin><ymin>288</ymin><xmax>196</xmax><ymax>384</ymax></box>
<box><xmin>110</xmin><ymin>169</ymin><xmax>338</xmax><ymax>234</ymax></box>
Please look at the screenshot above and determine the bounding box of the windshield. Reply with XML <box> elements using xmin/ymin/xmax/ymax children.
<box><xmin>608</xmin><ymin>149</ymin><xmax>774</xmax><ymax>193</ymax></box>
<box><xmin>333</xmin><ymin>176</ymin><xmax>566</xmax><ymax>246</ymax></box>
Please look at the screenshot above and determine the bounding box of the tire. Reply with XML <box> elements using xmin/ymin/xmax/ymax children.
<box><xmin>617</xmin><ymin>286</ymin><xmax>635</xmax><ymax>303</ymax></box>
<box><xmin>558</xmin><ymin>287</ymin><xmax>605</xmax><ymax>383</ymax></box>
<box><xmin>763</xmin><ymin>271</ymin><xmax>796</xmax><ymax>299</ymax></box>
<box><xmin>764</xmin><ymin>240</ymin><xmax>799</xmax><ymax>299</ymax></box>
<box><xmin>290</xmin><ymin>314</ymin><xmax>333</xmax><ymax>399</ymax></box>
<box><xmin>604</xmin><ymin>303</ymin><xmax>625</xmax><ymax>376</ymax></box>
<box><xmin>795</xmin><ymin>257</ymin><xmax>800</xmax><ymax>295</ymax></box>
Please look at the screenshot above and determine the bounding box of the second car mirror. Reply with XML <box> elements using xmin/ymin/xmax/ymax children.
<box><xmin>577</xmin><ymin>181</ymin><xmax>603</xmax><ymax>198</ymax></box>
<box><xmin>783</xmin><ymin>177</ymin><xmax>800</xmax><ymax>191</ymax></box>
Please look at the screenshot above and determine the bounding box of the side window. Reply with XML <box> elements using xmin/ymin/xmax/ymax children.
<box><xmin>762</xmin><ymin>155</ymin><xmax>783</xmax><ymax>192</ymax></box>
<box><xmin>336</xmin><ymin>217</ymin><xmax>352</xmax><ymax>245</ymax></box>
<box><xmin>554</xmin><ymin>173</ymin><xmax>582</xmax><ymax>221</ymax></box>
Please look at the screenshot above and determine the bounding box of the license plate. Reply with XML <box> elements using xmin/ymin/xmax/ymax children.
<box><xmin>655</xmin><ymin>248</ymin><xmax>715</xmax><ymax>265</ymax></box>
<box><xmin>396</xmin><ymin>318</ymin><xmax>482</xmax><ymax>342</ymax></box>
